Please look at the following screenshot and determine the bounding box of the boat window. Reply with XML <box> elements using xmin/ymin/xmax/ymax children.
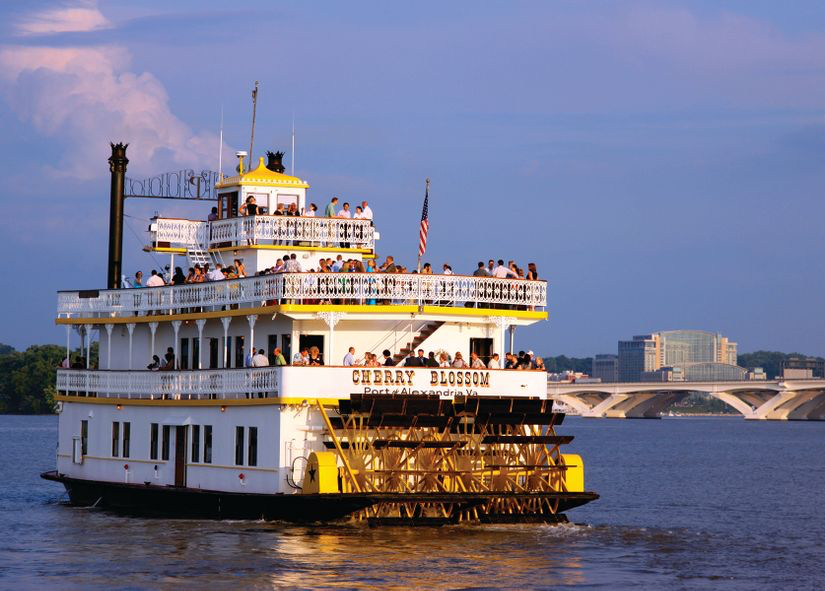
<box><xmin>123</xmin><ymin>422</ymin><xmax>131</xmax><ymax>458</ymax></box>
<box><xmin>234</xmin><ymin>336</ymin><xmax>245</xmax><ymax>368</ymax></box>
<box><xmin>209</xmin><ymin>338</ymin><xmax>219</xmax><ymax>369</ymax></box>
<box><xmin>112</xmin><ymin>422</ymin><xmax>120</xmax><ymax>457</ymax></box>
<box><xmin>204</xmin><ymin>426</ymin><xmax>213</xmax><ymax>464</ymax></box>
<box><xmin>191</xmin><ymin>425</ymin><xmax>201</xmax><ymax>463</ymax></box>
<box><xmin>150</xmin><ymin>423</ymin><xmax>159</xmax><ymax>460</ymax></box>
<box><xmin>192</xmin><ymin>338</ymin><xmax>200</xmax><ymax>370</ymax></box>
<box><xmin>80</xmin><ymin>420</ymin><xmax>88</xmax><ymax>456</ymax></box>
<box><xmin>162</xmin><ymin>425</ymin><xmax>170</xmax><ymax>461</ymax></box>
<box><xmin>235</xmin><ymin>426</ymin><xmax>245</xmax><ymax>465</ymax></box>
<box><xmin>248</xmin><ymin>427</ymin><xmax>258</xmax><ymax>467</ymax></box>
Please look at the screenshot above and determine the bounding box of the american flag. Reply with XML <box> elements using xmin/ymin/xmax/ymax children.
<box><xmin>418</xmin><ymin>180</ymin><xmax>430</xmax><ymax>258</ymax></box>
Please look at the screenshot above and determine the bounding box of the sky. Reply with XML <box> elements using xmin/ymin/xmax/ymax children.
<box><xmin>1</xmin><ymin>0</ymin><xmax>824</xmax><ymax>357</ymax></box>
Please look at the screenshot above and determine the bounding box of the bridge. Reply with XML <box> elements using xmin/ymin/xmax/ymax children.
<box><xmin>547</xmin><ymin>380</ymin><xmax>825</xmax><ymax>420</ymax></box>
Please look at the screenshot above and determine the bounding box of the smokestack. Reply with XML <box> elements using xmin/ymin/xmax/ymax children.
<box><xmin>107</xmin><ymin>142</ymin><xmax>129</xmax><ymax>289</ymax></box>
<box><xmin>266</xmin><ymin>150</ymin><xmax>285</xmax><ymax>173</ymax></box>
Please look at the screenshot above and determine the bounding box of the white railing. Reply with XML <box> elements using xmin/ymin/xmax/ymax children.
<box><xmin>57</xmin><ymin>366</ymin><xmax>549</xmax><ymax>401</ymax></box>
<box><xmin>57</xmin><ymin>273</ymin><xmax>547</xmax><ymax>317</ymax></box>
<box><xmin>57</xmin><ymin>368</ymin><xmax>279</xmax><ymax>400</ymax></box>
<box><xmin>150</xmin><ymin>215</ymin><xmax>376</xmax><ymax>250</ymax></box>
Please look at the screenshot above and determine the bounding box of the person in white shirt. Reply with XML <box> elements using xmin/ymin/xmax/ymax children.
<box><xmin>292</xmin><ymin>348</ymin><xmax>309</xmax><ymax>366</ymax></box>
<box><xmin>487</xmin><ymin>353</ymin><xmax>501</xmax><ymax>369</ymax></box>
<box><xmin>470</xmin><ymin>352</ymin><xmax>486</xmax><ymax>369</ymax></box>
<box><xmin>353</xmin><ymin>206</ymin><xmax>365</xmax><ymax>219</ymax></box>
<box><xmin>146</xmin><ymin>269</ymin><xmax>165</xmax><ymax>287</ymax></box>
<box><xmin>361</xmin><ymin>201</ymin><xmax>373</xmax><ymax>221</ymax></box>
<box><xmin>286</xmin><ymin>253</ymin><xmax>301</xmax><ymax>273</ymax></box>
<box><xmin>492</xmin><ymin>259</ymin><xmax>517</xmax><ymax>279</ymax></box>
<box><xmin>251</xmin><ymin>349</ymin><xmax>269</xmax><ymax>367</ymax></box>
<box><xmin>207</xmin><ymin>264</ymin><xmax>225</xmax><ymax>281</ymax></box>
<box><xmin>442</xmin><ymin>263</ymin><xmax>453</xmax><ymax>275</ymax></box>
<box><xmin>338</xmin><ymin>202</ymin><xmax>352</xmax><ymax>218</ymax></box>
<box><xmin>343</xmin><ymin>347</ymin><xmax>356</xmax><ymax>367</ymax></box>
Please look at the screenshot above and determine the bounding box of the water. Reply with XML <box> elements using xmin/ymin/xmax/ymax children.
<box><xmin>1</xmin><ymin>415</ymin><xmax>823</xmax><ymax>590</ymax></box>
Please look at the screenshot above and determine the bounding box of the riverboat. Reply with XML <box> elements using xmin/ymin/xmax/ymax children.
<box><xmin>42</xmin><ymin>143</ymin><xmax>598</xmax><ymax>524</ymax></box>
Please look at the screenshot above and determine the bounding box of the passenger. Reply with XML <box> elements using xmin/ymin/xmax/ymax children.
<box><xmin>305</xmin><ymin>203</ymin><xmax>318</xmax><ymax>217</ymax></box>
<box><xmin>161</xmin><ymin>347</ymin><xmax>176</xmax><ymax>371</ymax></box>
<box><xmin>308</xmin><ymin>346</ymin><xmax>324</xmax><ymax>366</ymax></box>
<box><xmin>242</xmin><ymin>195</ymin><xmax>258</xmax><ymax>216</ymax></box>
<box><xmin>534</xmin><ymin>356</ymin><xmax>546</xmax><ymax>371</ymax></box>
<box><xmin>207</xmin><ymin>206</ymin><xmax>219</xmax><ymax>221</ymax></box>
<box><xmin>207</xmin><ymin>264</ymin><xmax>225</xmax><ymax>281</ymax></box>
<box><xmin>493</xmin><ymin>259</ymin><xmax>517</xmax><ymax>279</ymax></box>
<box><xmin>292</xmin><ymin>347</ymin><xmax>309</xmax><ymax>366</ymax></box>
<box><xmin>426</xmin><ymin>351</ymin><xmax>439</xmax><ymax>367</ymax></box>
<box><xmin>235</xmin><ymin>259</ymin><xmax>247</xmax><ymax>278</ymax></box>
<box><xmin>442</xmin><ymin>263</ymin><xmax>453</xmax><ymax>275</ymax></box>
<box><xmin>438</xmin><ymin>352</ymin><xmax>450</xmax><ymax>368</ymax></box>
<box><xmin>487</xmin><ymin>353</ymin><xmax>500</xmax><ymax>369</ymax></box>
<box><xmin>361</xmin><ymin>200</ymin><xmax>373</xmax><ymax>221</ymax></box>
<box><xmin>132</xmin><ymin>271</ymin><xmax>145</xmax><ymax>288</ymax></box>
<box><xmin>404</xmin><ymin>351</ymin><xmax>419</xmax><ymax>367</ymax></box>
<box><xmin>252</xmin><ymin>348</ymin><xmax>270</xmax><ymax>367</ymax></box>
<box><xmin>382</xmin><ymin>349</ymin><xmax>394</xmax><ymax>366</ymax></box>
<box><xmin>324</xmin><ymin>197</ymin><xmax>339</xmax><ymax>218</ymax></box>
<box><xmin>147</xmin><ymin>355</ymin><xmax>161</xmax><ymax>371</ymax></box>
<box><xmin>172</xmin><ymin>267</ymin><xmax>186</xmax><ymax>285</ymax></box>
<box><xmin>271</xmin><ymin>348</ymin><xmax>286</xmax><ymax>366</ymax></box>
<box><xmin>473</xmin><ymin>262</ymin><xmax>489</xmax><ymax>277</ymax></box>
<box><xmin>470</xmin><ymin>352</ymin><xmax>485</xmax><ymax>369</ymax></box>
<box><xmin>146</xmin><ymin>269</ymin><xmax>165</xmax><ymax>287</ymax></box>
<box><xmin>343</xmin><ymin>347</ymin><xmax>356</xmax><ymax>367</ymax></box>
<box><xmin>415</xmin><ymin>349</ymin><xmax>427</xmax><ymax>365</ymax></box>
<box><xmin>452</xmin><ymin>352</ymin><xmax>466</xmax><ymax>368</ymax></box>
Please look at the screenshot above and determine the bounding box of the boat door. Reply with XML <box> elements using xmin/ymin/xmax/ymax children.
<box><xmin>174</xmin><ymin>426</ymin><xmax>187</xmax><ymax>487</ymax></box>
<box><xmin>470</xmin><ymin>337</ymin><xmax>493</xmax><ymax>364</ymax></box>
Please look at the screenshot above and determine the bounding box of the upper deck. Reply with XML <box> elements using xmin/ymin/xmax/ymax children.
<box><xmin>57</xmin><ymin>271</ymin><xmax>547</xmax><ymax>322</ymax></box>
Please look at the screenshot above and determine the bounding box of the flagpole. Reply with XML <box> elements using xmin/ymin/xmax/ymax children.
<box><xmin>417</xmin><ymin>177</ymin><xmax>430</xmax><ymax>273</ymax></box>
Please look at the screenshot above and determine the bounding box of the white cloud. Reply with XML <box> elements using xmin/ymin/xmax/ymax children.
<box><xmin>15</xmin><ymin>1</ymin><xmax>112</xmax><ymax>36</ymax></box>
<box><xmin>0</xmin><ymin>3</ymin><xmax>229</xmax><ymax>179</ymax></box>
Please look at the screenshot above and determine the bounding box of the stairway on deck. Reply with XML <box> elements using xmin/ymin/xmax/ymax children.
<box><xmin>392</xmin><ymin>321</ymin><xmax>444</xmax><ymax>365</ymax></box>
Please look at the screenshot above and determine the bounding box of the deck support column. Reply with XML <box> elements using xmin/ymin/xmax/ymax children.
<box><xmin>65</xmin><ymin>324</ymin><xmax>71</xmax><ymax>368</ymax></box>
<box><xmin>104</xmin><ymin>324</ymin><xmax>114</xmax><ymax>369</ymax></box>
<box><xmin>172</xmin><ymin>320</ymin><xmax>182</xmax><ymax>369</ymax></box>
<box><xmin>83</xmin><ymin>323</ymin><xmax>93</xmax><ymax>369</ymax></box>
<box><xmin>196</xmin><ymin>319</ymin><xmax>207</xmax><ymax>369</ymax></box>
<box><xmin>149</xmin><ymin>322</ymin><xmax>158</xmax><ymax>358</ymax></box>
<box><xmin>509</xmin><ymin>325</ymin><xmax>515</xmax><ymax>355</ymax></box>
<box><xmin>488</xmin><ymin>316</ymin><xmax>510</xmax><ymax>359</ymax></box>
<box><xmin>246</xmin><ymin>315</ymin><xmax>257</xmax><ymax>366</ymax></box>
<box><xmin>221</xmin><ymin>317</ymin><xmax>232</xmax><ymax>368</ymax></box>
<box><xmin>126</xmin><ymin>323</ymin><xmax>135</xmax><ymax>370</ymax></box>
<box><xmin>317</xmin><ymin>312</ymin><xmax>344</xmax><ymax>366</ymax></box>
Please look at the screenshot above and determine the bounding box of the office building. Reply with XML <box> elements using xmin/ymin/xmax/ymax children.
<box><xmin>591</xmin><ymin>354</ymin><xmax>619</xmax><ymax>383</ymax></box>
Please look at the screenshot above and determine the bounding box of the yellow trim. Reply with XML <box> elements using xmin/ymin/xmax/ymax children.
<box><xmin>56</xmin><ymin>303</ymin><xmax>546</xmax><ymax>325</ymax></box>
<box><xmin>147</xmin><ymin>246</ymin><xmax>187</xmax><ymax>254</ymax></box>
<box><xmin>56</xmin><ymin>305</ymin><xmax>277</xmax><ymax>326</ymax></box>
<box><xmin>209</xmin><ymin>244</ymin><xmax>373</xmax><ymax>255</ymax></box>
<box><xmin>55</xmin><ymin>395</ymin><xmax>341</xmax><ymax>407</ymax></box>
<box><xmin>187</xmin><ymin>462</ymin><xmax>276</xmax><ymax>473</ymax></box>
<box><xmin>216</xmin><ymin>157</ymin><xmax>310</xmax><ymax>189</ymax></box>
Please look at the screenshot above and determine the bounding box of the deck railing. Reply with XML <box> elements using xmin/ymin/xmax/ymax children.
<box><xmin>57</xmin><ymin>273</ymin><xmax>547</xmax><ymax>317</ymax></box>
<box><xmin>57</xmin><ymin>367</ymin><xmax>279</xmax><ymax>400</ymax></box>
<box><xmin>151</xmin><ymin>215</ymin><xmax>376</xmax><ymax>250</ymax></box>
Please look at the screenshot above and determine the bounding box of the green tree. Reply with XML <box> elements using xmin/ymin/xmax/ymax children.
<box><xmin>737</xmin><ymin>350</ymin><xmax>824</xmax><ymax>379</ymax></box>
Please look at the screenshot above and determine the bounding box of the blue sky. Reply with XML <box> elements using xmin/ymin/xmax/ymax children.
<box><xmin>1</xmin><ymin>0</ymin><xmax>824</xmax><ymax>357</ymax></box>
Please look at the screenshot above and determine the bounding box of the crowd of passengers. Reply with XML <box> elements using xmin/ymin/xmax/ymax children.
<box><xmin>127</xmin><ymin>258</ymin><xmax>539</xmax><ymax>288</ymax></box>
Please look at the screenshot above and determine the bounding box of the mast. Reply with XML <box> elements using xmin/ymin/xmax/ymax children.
<box><xmin>248</xmin><ymin>81</ymin><xmax>259</xmax><ymax>167</ymax></box>
<box><xmin>291</xmin><ymin>115</ymin><xmax>295</xmax><ymax>176</ymax></box>
<box><xmin>218</xmin><ymin>105</ymin><xmax>224</xmax><ymax>180</ymax></box>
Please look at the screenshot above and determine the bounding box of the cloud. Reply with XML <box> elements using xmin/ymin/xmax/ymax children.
<box><xmin>0</xmin><ymin>3</ymin><xmax>229</xmax><ymax>179</ymax></box>
<box><xmin>15</xmin><ymin>1</ymin><xmax>112</xmax><ymax>36</ymax></box>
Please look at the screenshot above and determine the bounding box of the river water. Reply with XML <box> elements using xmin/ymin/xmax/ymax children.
<box><xmin>1</xmin><ymin>414</ymin><xmax>823</xmax><ymax>590</ymax></box>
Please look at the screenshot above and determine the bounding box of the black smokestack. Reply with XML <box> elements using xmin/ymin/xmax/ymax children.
<box><xmin>266</xmin><ymin>150</ymin><xmax>285</xmax><ymax>173</ymax></box>
<box><xmin>107</xmin><ymin>142</ymin><xmax>128</xmax><ymax>289</ymax></box>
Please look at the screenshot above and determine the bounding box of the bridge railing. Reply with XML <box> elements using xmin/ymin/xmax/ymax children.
<box><xmin>57</xmin><ymin>273</ymin><xmax>547</xmax><ymax>317</ymax></box>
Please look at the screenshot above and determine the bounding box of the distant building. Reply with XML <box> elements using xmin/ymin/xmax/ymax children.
<box><xmin>592</xmin><ymin>354</ymin><xmax>618</xmax><ymax>383</ymax></box>
<box><xmin>781</xmin><ymin>357</ymin><xmax>825</xmax><ymax>380</ymax></box>
<box><xmin>618</xmin><ymin>330</ymin><xmax>740</xmax><ymax>382</ymax></box>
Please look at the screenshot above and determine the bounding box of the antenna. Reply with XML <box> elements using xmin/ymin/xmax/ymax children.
<box><xmin>248</xmin><ymin>81</ymin><xmax>259</xmax><ymax>168</ymax></box>
<box><xmin>217</xmin><ymin>105</ymin><xmax>224</xmax><ymax>180</ymax></box>
<box><xmin>291</xmin><ymin>113</ymin><xmax>295</xmax><ymax>176</ymax></box>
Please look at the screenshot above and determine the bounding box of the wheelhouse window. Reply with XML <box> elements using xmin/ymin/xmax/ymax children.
<box><xmin>80</xmin><ymin>420</ymin><xmax>88</xmax><ymax>456</ymax></box>
<box><xmin>123</xmin><ymin>422</ymin><xmax>131</xmax><ymax>458</ymax></box>
<box><xmin>248</xmin><ymin>427</ymin><xmax>258</xmax><ymax>467</ymax></box>
<box><xmin>191</xmin><ymin>425</ymin><xmax>201</xmax><ymax>463</ymax></box>
<box><xmin>150</xmin><ymin>423</ymin><xmax>159</xmax><ymax>460</ymax></box>
<box><xmin>204</xmin><ymin>426</ymin><xmax>213</xmax><ymax>464</ymax></box>
<box><xmin>112</xmin><ymin>422</ymin><xmax>120</xmax><ymax>457</ymax></box>
<box><xmin>235</xmin><ymin>426</ymin><xmax>245</xmax><ymax>466</ymax></box>
<box><xmin>162</xmin><ymin>425</ymin><xmax>170</xmax><ymax>461</ymax></box>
